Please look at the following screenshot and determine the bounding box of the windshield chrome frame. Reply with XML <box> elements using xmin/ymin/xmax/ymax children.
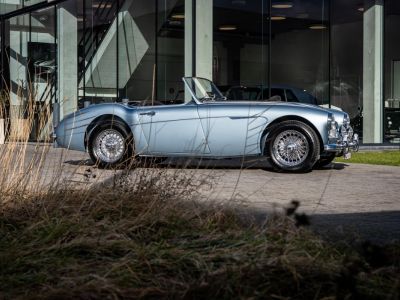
<box><xmin>182</xmin><ymin>77</ymin><xmax>225</xmax><ymax>104</ymax></box>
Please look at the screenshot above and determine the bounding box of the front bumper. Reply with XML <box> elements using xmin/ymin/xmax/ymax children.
<box><xmin>324</xmin><ymin>125</ymin><xmax>359</xmax><ymax>159</ymax></box>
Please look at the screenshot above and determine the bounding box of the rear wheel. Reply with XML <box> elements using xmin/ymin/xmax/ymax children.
<box><xmin>266</xmin><ymin>120</ymin><xmax>320</xmax><ymax>172</ymax></box>
<box><xmin>88</xmin><ymin>122</ymin><xmax>133</xmax><ymax>168</ymax></box>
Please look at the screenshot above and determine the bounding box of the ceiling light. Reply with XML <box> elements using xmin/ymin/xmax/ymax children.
<box><xmin>171</xmin><ymin>13</ymin><xmax>185</xmax><ymax>19</ymax></box>
<box><xmin>309</xmin><ymin>24</ymin><xmax>327</xmax><ymax>30</ymax></box>
<box><xmin>272</xmin><ymin>2</ymin><xmax>293</xmax><ymax>9</ymax></box>
<box><xmin>92</xmin><ymin>3</ymin><xmax>112</xmax><ymax>8</ymax></box>
<box><xmin>169</xmin><ymin>20</ymin><xmax>182</xmax><ymax>26</ymax></box>
<box><xmin>357</xmin><ymin>7</ymin><xmax>364</xmax><ymax>12</ymax></box>
<box><xmin>270</xmin><ymin>16</ymin><xmax>286</xmax><ymax>21</ymax></box>
<box><xmin>219</xmin><ymin>25</ymin><xmax>237</xmax><ymax>31</ymax></box>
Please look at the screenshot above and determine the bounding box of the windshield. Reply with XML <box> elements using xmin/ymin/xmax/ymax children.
<box><xmin>183</xmin><ymin>77</ymin><xmax>225</xmax><ymax>102</ymax></box>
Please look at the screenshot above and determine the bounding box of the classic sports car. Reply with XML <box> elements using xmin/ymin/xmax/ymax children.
<box><xmin>54</xmin><ymin>77</ymin><xmax>359</xmax><ymax>172</ymax></box>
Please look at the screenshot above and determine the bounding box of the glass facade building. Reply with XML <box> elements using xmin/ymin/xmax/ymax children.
<box><xmin>0</xmin><ymin>0</ymin><xmax>399</xmax><ymax>144</ymax></box>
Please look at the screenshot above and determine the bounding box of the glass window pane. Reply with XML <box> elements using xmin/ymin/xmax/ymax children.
<box><xmin>384</xmin><ymin>0</ymin><xmax>400</xmax><ymax>143</ymax></box>
<box><xmin>30</xmin><ymin>7</ymin><xmax>56</xmax><ymax>103</ymax></box>
<box><xmin>271</xmin><ymin>0</ymin><xmax>329</xmax><ymax>106</ymax></box>
<box><xmin>82</xmin><ymin>0</ymin><xmax>118</xmax><ymax>105</ymax></box>
<box><xmin>331</xmin><ymin>0</ymin><xmax>363</xmax><ymax>139</ymax></box>
<box><xmin>214</xmin><ymin>0</ymin><xmax>269</xmax><ymax>99</ymax></box>
<box><xmin>157</xmin><ymin>0</ymin><xmax>185</xmax><ymax>104</ymax></box>
<box><xmin>0</xmin><ymin>0</ymin><xmax>46</xmax><ymax>15</ymax></box>
<box><xmin>118</xmin><ymin>0</ymin><xmax>156</xmax><ymax>103</ymax></box>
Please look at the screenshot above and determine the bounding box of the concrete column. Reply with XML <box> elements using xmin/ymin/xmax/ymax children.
<box><xmin>195</xmin><ymin>0</ymin><xmax>213</xmax><ymax>80</ymax></box>
<box><xmin>184</xmin><ymin>0</ymin><xmax>193</xmax><ymax>79</ymax></box>
<box><xmin>363</xmin><ymin>1</ymin><xmax>383</xmax><ymax>143</ymax></box>
<box><xmin>184</xmin><ymin>0</ymin><xmax>193</xmax><ymax>102</ymax></box>
<box><xmin>184</xmin><ymin>0</ymin><xmax>213</xmax><ymax>102</ymax></box>
<box><xmin>57</xmin><ymin>1</ymin><xmax>77</xmax><ymax>120</ymax></box>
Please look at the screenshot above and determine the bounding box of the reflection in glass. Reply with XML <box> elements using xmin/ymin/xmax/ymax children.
<box><xmin>213</xmin><ymin>0</ymin><xmax>328</xmax><ymax>106</ymax></box>
<box><xmin>118</xmin><ymin>0</ymin><xmax>156</xmax><ymax>102</ymax></box>
<box><xmin>157</xmin><ymin>0</ymin><xmax>185</xmax><ymax>104</ymax></box>
<box><xmin>8</xmin><ymin>14</ymin><xmax>29</xmax><ymax>109</ymax></box>
<box><xmin>331</xmin><ymin>0</ymin><xmax>363</xmax><ymax>139</ymax></box>
<box><xmin>29</xmin><ymin>6</ymin><xmax>56</xmax><ymax>140</ymax></box>
<box><xmin>0</xmin><ymin>0</ymin><xmax>44</xmax><ymax>15</ymax></box>
<box><xmin>80</xmin><ymin>0</ymin><xmax>119</xmax><ymax>106</ymax></box>
<box><xmin>30</xmin><ymin>7</ymin><xmax>56</xmax><ymax>102</ymax></box>
<box><xmin>270</xmin><ymin>0</ymin><xmax>329</xmax><ymax>106</ymax></box>
<box><xmin>213</xmin><ymin>0</ymin><xmax>269</xmax><ymax>92</ymax></box>
<box><xmin>6</xmin><ymin>9</ymin><xmax>57</xmax><ymax>141</ymax></box>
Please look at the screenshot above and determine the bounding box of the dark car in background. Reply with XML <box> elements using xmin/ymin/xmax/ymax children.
<box><xmin>225</xmin><ymin>85</ymin><xmax>344</xmax><ymax>112</ymax></box>
<box><xmin>225</xmin><ymin>85</ymin><xmax>320</xmax><ymax>105</ymax></box>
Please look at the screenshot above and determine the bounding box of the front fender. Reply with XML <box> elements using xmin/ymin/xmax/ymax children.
<box><xmin>258</xmin><ymin>106</ymin><xmax>332</xmax><ymax>154</ymax></box>
<box><xmin>56</xmin><ymin>104</ymin><xmax>139</xmax><ymax>152</ymax></box>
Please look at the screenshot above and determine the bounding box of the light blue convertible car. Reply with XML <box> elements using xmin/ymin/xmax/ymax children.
<box><xmin>55</xmin><ymin>77</ymin><xmax>359</xmax><ymax>172</ymax></box>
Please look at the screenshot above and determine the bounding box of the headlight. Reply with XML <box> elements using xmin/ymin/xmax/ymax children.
<box><xmin>340</xmin><ymin>125</ymin><xmax>348</xmax><ymax>137</ymax></box>
<box><xmin>328</xmin><ymin>113</ymin><xmax>338</xmax><ymax>140</ymax></box>
<box><xmin>343</xmin><ymin>114</ymin><xmax>350</xmax><ymax>128</ymax></box>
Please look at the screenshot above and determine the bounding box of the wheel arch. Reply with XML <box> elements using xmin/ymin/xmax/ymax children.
<box><xmin>84</xmin><ymin>114</ymin><xmax>132</xmax><ymax>150</ymax></box>
<box><xmin>260</xmin><ymin>115</ymin><xmax>324</xmax><ymax>154</ymax></box>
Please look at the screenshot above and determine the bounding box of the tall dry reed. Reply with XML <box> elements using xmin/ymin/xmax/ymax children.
<box><xmin>0</xmin><ymin>85</ymin><xmax>53</xmax><ymax>199</ymax></box>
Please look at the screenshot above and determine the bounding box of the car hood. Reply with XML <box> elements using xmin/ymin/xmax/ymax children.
<box><xmin>208</xmin><ymin>100</ymin><xmax>347</xmax><ymax>123</ymax></box>
<box><xmin>210</xmin><ymin>100</ymin><xmax>337</xmax><ymax>113</ymax></box>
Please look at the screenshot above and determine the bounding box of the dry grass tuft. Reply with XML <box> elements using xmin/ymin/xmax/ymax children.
<box><xmin>0</xmin><ymin>88</ymin><xmax>53</xmax><ymax>199</ymax></box>
<box><xmin>1</xmin><ymin>182</ymin><xmax>399</xmax><ymax>299</ymax></box>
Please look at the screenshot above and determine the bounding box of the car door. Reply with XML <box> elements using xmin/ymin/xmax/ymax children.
<box><xmin>137</xmin><ymin>103</ymin><xmax>210</xmax><ymax>155</ymax></box>
<box><xmin>197</xmin><ymin>103</ymin><xmax>268</xmax><ymax>157</ymax></box>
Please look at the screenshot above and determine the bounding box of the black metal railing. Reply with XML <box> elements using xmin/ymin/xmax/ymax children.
<box><xmin>38</xmin><ymin>72</ymin><xmax>56</xmax><ymax>103</ymax></box>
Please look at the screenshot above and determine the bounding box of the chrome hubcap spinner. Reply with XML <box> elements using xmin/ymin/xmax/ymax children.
<box><xmin>273</xmin><ymin>130</ymin><xmax>309</xmax><ymax>167</ymax></box>
<box><xmin>93</xmin><ymin>129</ymin><xmax>125</xmax><ymax>164</ymax></box>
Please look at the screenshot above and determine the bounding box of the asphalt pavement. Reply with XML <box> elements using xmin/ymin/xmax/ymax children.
<box><xmin>2</xmin><ymin>143</ymin><xmax>400</xmax><ymax>243</ymax></box>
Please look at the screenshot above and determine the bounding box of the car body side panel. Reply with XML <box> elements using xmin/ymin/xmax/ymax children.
<box><xmin>197</xmin><ymin>103</ymin><xmax>269</xmax><ymax>156</ymax></box>
<box><xmin>135</xmin><ymin>104</ymin><xmax>210</xmax><ymax>155</ymax></box>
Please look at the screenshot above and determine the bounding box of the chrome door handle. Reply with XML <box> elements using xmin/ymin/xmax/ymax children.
<box><xmin>139</xmin><ymin>111</ymin><xmax>156</xmax><ymax>116</ymax></box>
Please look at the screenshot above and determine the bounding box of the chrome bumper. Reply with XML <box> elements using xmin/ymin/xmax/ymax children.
<box><xmin>324</xmin><ymin>129</ymin><xmax>359</xmax><ymax>159</ymax></box>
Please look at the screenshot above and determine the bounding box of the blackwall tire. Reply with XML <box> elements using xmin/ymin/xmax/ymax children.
<box><xmin>88</xmin><ymin>122</ymin><xmax>133</xmax><ymax>168</ymax></box>
<box><xmin>315</xmin><ymin>153</ymin><xmax>336</xmax><ymax>168</ymax></box>
<box><xmin>266</xmin><ymin>120</ymin><xmax>320</xmax><ymax>172</ymax></box>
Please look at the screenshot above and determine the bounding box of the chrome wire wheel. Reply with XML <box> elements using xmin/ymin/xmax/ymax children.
<box><xmin>272</xmin><ymin>129</ymin><xmax>309</xmax><ymax>167</ymax></box>
<box><xmin>92</xmin><ymin>129</ymin><xmax>126</xmax><ymax>164</ymax></box>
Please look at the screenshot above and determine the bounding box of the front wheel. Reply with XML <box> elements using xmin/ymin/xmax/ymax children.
<box><xmin>266</xmin><ymin>120</ymin><xmax>320</xmax><ymax>172</ymax></box>
<box><xmin>88</xmin><ymin>122</ymin><xmax>133</xmax><ymax>168</ymax></box>
<box><xmin>315</xmin><ymin>153</ymin><xmax>336</xmax><ymax>168</ymax></box>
